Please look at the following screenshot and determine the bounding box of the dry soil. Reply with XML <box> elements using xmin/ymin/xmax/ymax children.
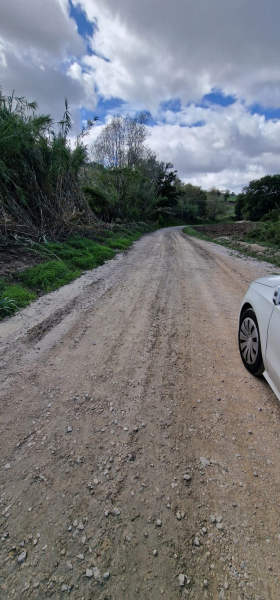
<box><xmin>1</xmin><ymin>227</ymin><xmax>280</xmax><ymax>600</ymax></box>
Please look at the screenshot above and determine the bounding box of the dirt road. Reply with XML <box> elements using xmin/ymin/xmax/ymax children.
<box><xmin>1</xmin><ymin>227</ymin><xmax>280</xmax><ymax>600</ymax></box>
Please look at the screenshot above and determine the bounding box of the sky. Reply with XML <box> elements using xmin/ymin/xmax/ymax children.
<box><xmin>1</xmin><ymin>0</ymin><xmax>280</xmax><ymax>192</ymax></box>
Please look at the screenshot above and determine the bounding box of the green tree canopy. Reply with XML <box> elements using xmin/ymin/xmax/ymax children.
<box><xmin>235</xmin><ymin>175</ymin><xmax>280</xmax><ymax>221</ymax></box>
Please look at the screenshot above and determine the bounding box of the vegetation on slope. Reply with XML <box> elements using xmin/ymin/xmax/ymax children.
<box><xmin>0</xmin><ymin>224</ymin><xmax>155</xmax><ymax>318</ymax></box>
<box><xmin>0</xmin><ymin>91</ymin><xmax>98</xmax><ymax>239</ymax></box>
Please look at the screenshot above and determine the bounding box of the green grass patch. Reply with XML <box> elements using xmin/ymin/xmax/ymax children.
<box><xmin>45</xmin><ymin>237</ymin><xmax>116</xmax><ymax>270</ymax></box>
<box><xmin>20</xmin><ymin>261</ymin><xmax>81</xmax><ymax>293</ymax></box>
<box><xmin>0</xmin><ymin>280</ymin><xmax>36</xmax><ymax>318</ymax></box>
<box><xmin>106</xmin><ymin>237</ymin><xmax>134</xmax><ymax>250</ymax></box>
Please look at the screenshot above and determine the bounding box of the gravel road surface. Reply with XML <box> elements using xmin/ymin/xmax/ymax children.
<box><xmin>1</xmin><ymin>227</ymin><xmax>280</xmax><ymax>600</ymax></box>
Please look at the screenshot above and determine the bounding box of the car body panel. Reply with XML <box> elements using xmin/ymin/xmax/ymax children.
<box><xmin>240</xmin><ymin>275</ymin><xmax>280</xmax><ymax>399</ymax></box>
<box><xmin>263</xmin><ymin>370</ymin><xmax>280</xmax><ymax>402</ymax></box>
<box><xmin>266</xmin><ymin>305</ymin><xmax>280</xmax><ymax>392</ymax></box>
<box><xmin>255</xmin><ymin>275</ymin><xmax>280</xmax><ymax>288</ymax></box>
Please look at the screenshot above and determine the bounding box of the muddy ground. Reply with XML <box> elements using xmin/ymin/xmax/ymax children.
<box><xmin>1</xmin><ymin>227</ymin><xmax>280</xmax><ymax>600</ymax></box>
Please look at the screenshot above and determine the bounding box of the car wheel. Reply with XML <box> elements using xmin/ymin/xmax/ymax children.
<box><xmin>238</xmin><ymin>308</ymin><xmax>264</xmax><ymax>376</ymax></box>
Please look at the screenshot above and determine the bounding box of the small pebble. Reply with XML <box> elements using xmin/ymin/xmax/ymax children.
<box><xmin>194</xmin><ymin>537</ymin><xmax>200</xmax><ymax>546</ymax></box>
<box><xmin>216</xmin><ymin>515</ymin><xmax>223</xmax><ymax>523</ymax></box>
<box><xmin>178</xmin><ymin>574</ymin><xmax>185</xmax><ymax>587</ymax></box>
<box><xmin>93</xmin><ymin>566</ymin><xmax>101</xmax><ymax>581</ymax></box>
<box><xmin>103</xmin><ymin>571</ymin><xmax>110</xmax><ymax>580</ymax></box>
<box><xmin>202</xmin><ymin>527</ymin><xmax>207</xmax><ymax>534</ymax></box>
<box><xmin>153</xmin><ymin>549</ymin><xmax>158</xmax><ymax>556</ymax></box>
<box><xmin>156</xmin><ymin>519</ymin><xmax>162</xmax><ymax>527</ymax></box>
<box><xmin>210</xmin><ymin>515</ymin><xmax>216</xmax><ymax>523</ymax></box>
<box><xmin>67</xmin><ymin>426</ymin><xmax>72</xmax><ymax>433</ymax></box>
<box><xmin>18</xmin><ymin>551</ymin><xmax>27</xmax><ymax>564</ymax></box>
<box><xmin>85</xmin><ymin>569</ymin><xmax>92</xmax><ymax>578</ymax></box>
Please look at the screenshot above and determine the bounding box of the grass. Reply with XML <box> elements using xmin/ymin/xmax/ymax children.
<box><xmin>20</xmin><ymin>261</ymin><xmax>81</xmax><ymax>293</ymax></box>
<box><xmin>183</xmin><ymin>225</ymin><xmax>209</xmax><ymax>240</ymax></box>
<box><xmin>0</xmin><ymin>223</ymin><xmax>155</xmax><ymax>320</ymax></box>
<box><xmin>0</xmin><ymin>280</ymin><xmax>36</xmax><ymax>318</ymax></box>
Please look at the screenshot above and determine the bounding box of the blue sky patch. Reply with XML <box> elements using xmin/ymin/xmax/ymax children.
<box><xmin>188</xmin><ymin>120</ymin><xmax>206</xmax><ymax>128</ymax></box>
<box><xmin>69</xmin><ymin>1</ymin><xmax>95</xmax><ymax>38</ymax></box>
<box><xmin>249</xmin><ymin>103</ymin><xmax>280</xmax><ymax>121</ymax></box>
<box><xmin>160</xmin><ymin>98</ymin><xmax>182</xmax><ymax>113</ymax></box>
<box><xmin>80</xmin><ymin>97</ymin><xmax>126</xmax><ymax>126</ymax></box>
<box><xmin>202</xmin><ymin>91</ymin><xmax>236</xmax><ymax>107</ymax></box>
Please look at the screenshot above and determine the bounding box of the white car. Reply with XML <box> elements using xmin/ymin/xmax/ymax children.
<box><xmin>239</xmin><ymin>275</ymin><xmax>280</xmax><ymax>401</ymax></box>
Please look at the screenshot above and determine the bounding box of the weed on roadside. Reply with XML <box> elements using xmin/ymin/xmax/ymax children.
<box><xmin>0</xmin><ymin>280</ymin><xmax>36</xmax><ymax>318</ymax></box>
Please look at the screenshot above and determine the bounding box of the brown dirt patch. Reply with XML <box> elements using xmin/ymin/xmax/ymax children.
<box><xmin>194</xmin><ymin>222</ymin><xmax>256</xmax><ymax>237</ymax></box>
<box><xmin>0</xmin><ymin>246</ymin><xmax>45</xmax><ymax>279</ymax></box>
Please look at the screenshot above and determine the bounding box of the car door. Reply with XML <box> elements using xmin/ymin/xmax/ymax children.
<box><xmin>266</xmin><ymin>287</ymin><xmax>280</xmax><ymax>393</ymax></box>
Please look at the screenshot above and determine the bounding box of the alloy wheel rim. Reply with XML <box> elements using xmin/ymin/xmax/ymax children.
<box><xmin>239</xmin><ymin>317</ymin><xmax>259</xmax><ymax>365</ymax></box>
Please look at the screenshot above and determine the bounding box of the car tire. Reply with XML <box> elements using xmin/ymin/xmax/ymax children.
<box><xmin>238</xmin><ymin>308</ymin><xmax>264</xmax><ymax>376</ymax></box>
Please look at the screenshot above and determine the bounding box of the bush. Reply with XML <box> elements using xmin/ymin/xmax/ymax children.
<box><xmin>246</xmin><ymin>219</ymin><xmax>280</xmax><ymax>247</ymax></box>
<box><xmin>0</xmin><ymin>92</ymin><xmax>97</xmax><ymax>239</ymax></box>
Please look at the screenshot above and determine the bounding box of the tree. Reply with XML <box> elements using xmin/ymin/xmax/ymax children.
<box><xmin>208</xmin><ymin>187</ymin><xmax>222</xmax><ymax>197</ymax></box>
<box><xmin>235</xmin><ymin>175</ymin><xmax>280</xmax><ymax>221</ymax></box>
<box><xmin>155</xmin><ymin>162</ymin><xmax>179</xmax><ymax>206</ymax></box>
<box><xmin>92</xmin><ymin>112</ymin><xmax>151</xmax><ymax>168</ymax></box>
<box><xmin>223</xmin><ymin>189</ymin><xmax>231</xmax><ymax>202</ymax></box>
<box><xmin>180</xmin><ymin>184</ymin><xmax>208</xmax><ymax>218</ymax></box>
<box><xmin>206</xmin><ymin>193</ymin><xmax>227</xmax><ymax>220</ymax></box>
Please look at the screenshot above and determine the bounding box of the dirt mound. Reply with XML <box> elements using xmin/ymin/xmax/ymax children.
<box><xmin>194</xmin><ymin>222</ymin><xmax>256</xmax><ymax>237</ymax></box>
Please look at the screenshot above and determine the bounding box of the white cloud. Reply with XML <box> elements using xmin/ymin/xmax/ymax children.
<box><xmin>77</xmin><ymin>0</ymin><xmax>280</xmax><ymax>108</ymax></box>
<box><xmin>147</xmin><ymin>103</ymin><xmax>280</xmax><ymax>192</ymax></box>
<box><xmin>0</xmin><ymin>0</ymin><xmax>83</xmax><ymax>60</ymax></box>
<box><xmin>0</xmin><ymin>0</ymin><xmax>96</xmax><ymax>125</ymax></box>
